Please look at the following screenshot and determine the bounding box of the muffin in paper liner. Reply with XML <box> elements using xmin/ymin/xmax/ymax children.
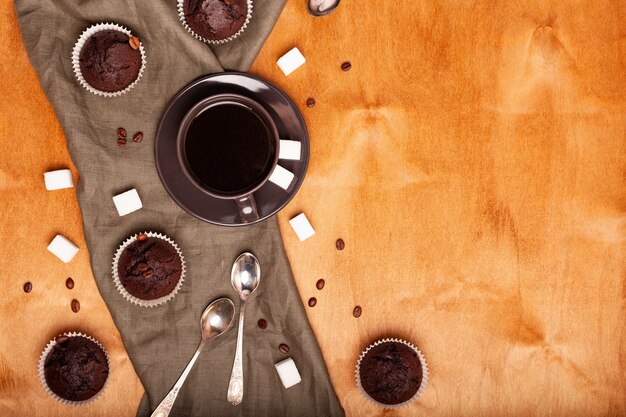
<box><xmin>38</xmin><ymin>332</ymin><xmax>110</xmax><ymax>406</ymax></box>
<box><xmin>72</xmin><ymin>23</ymin><xmax>146</xmax><ymax>97</ymax></box>
<box><xmin>178</xmin><ymin>0</ymin><xmax>253</xmax><ymax>45</ymax></box>
<box><xmin>355</xmin><ymin>338</ymin><xmax>429</xmax><ymax>409</ymax></box>
<box><xmin>112</xmin><ymin>231</ymin><xmax>186</xmax><ymax>307</ymax></box>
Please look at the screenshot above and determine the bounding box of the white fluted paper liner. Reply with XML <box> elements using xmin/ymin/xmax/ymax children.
<box><xmin>355</xmin><ymin>338</ymin><xmax>429</xmax><ymax>409</ymax></box>
<box><xmin>72</xmin><ymin>23</ymin><xmax>146</xmax><ymax>97</ymax></box>
<box><xmin>38</xmin><ymin>332</ymin><xmax>110</xmax><ymax>406</ymax></box>
<box><xmin>112</xmin><ymin>232</ymin><xmax>185</xmax><ymax>307</ymax></box>
<box><xmin>178</xmin><ymin>0</ymin><xmax>253</xmax><ymax>45</ymax></box>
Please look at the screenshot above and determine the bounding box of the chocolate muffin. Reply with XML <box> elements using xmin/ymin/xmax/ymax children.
<box><xmin>117</xmin><ymin>236</ymin><xmax>182</xmax><ymax>300</ymax></box>
<box><xmin>358</xmin><ymin>341</ymin><xmax>424</xmax><ymax>406</ymax></box>
<box><xmin>183</xmin><ymin>0</ymin><xmax>248</xmax><ymax>41</ymax></box>
<box><xmin>43</xmin><ymin>335</ymin><xmax>109</xmax><ymax>402</ymax></box>
<box><xmin>78</xmin><ymin>29</ymin><xmax>142</xmax><ymax>92</ymax></box>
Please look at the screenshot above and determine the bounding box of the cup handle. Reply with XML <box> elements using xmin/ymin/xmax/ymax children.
<box><xmin>235</xmin><ymin>194</ymin><xmax>260</xmax><ymax>223</ymax></box>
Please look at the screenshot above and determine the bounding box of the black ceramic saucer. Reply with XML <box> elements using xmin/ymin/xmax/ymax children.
<box><xmin>155</xmin><ymin>72</ymin><xmax>309</xmax><ymax>226</ymax></box>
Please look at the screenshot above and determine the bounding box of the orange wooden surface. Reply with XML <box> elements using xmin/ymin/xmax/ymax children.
<box><xmin>251</xmin><ymin>1</ymin><xmax>626</xmax><ymax>416</ymax></box>
<box><xmin>0</xmin><ymin>2</ymin><xmax>144</xmax><ymax>416</ymax></box>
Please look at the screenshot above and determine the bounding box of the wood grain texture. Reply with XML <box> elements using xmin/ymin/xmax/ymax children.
<box><xmin>0</xmin><ymin>2</ymin><xmax>144</xmax><ymax>416</ymax></box>
<box><xmin>250</xmin><ymin>1</ymin><xmax>626</xmax><ymax>416</ymax></box>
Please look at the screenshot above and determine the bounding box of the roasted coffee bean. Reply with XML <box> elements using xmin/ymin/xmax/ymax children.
<box><xmin>353</xmin><ymin>305</ymin><xmax>362</xmax><ymax>318</ymax></box>
<box><xmin>306</xmin><ymin>98</ymin><xmax>316</xmax><ymax>108</ymax></box>
<box><xmin>117</xmin><ymin>128</ymin><xmax>127</xmax><ymax>139</ymax></box>
<box><xmin>316</xmin><ymin>279</ymin><xmax>325</xmax><ymax>290</ymax></box>
<box><xmin>55</xmin><ymin>335</ymin><xmax>69</xmax><ymax>344</ymax></box>
<box><xmin>335</xmin><ymin>239</ymin><xmax>345</xmax><ymax>250</ymax></box>
<box><xmin>132</xmin><ymin>131</ymin><xmax>144</xmax><ymax>143</ymax></box>
<box><xmin>308</xmin><ymin>297</ymin><xmax>317</xmax><ymax>307</ymax></box>
<box><xmin>341</xmin><ymin>61</ymin><xmax>352</xmax><ymax>72</ymax></box>
<box><xmin>137</xmin><ymin>233</ymin><xmax>148</xmax><ymax>241</ymax></box>
<box><xmin>117</xmin><ymin>138</ymin><xmax>127</xmax><ymax>148</ymax></box>
<box><xmin>23</xmin><ymin>282</ymin><xmax>32</xmax><ymax>293</ymax></box>
<box><xmin>136</xmin><ymin>263</ymin><xmax>149</xmax><ymax>272</ymax></box>
<box><xmin>128</xmin><ymin>35</ymin><xmax>140</xmax><ymax>50</ymax></box>
<box><xmin>257</xmin><ymin>319</ymin><xmax>267</xmax><ymax>329</ymax></box>
<box><xmin>71</xmin><ymin>299</ymin><xmax>80</xmax><ymax>313</ymax></box>
<box><xmin>279</xmin><ymin>343</ymin><xmax>290</xmax><ymax>354</ymax></box>
<box><xmin>66</xmin><ymin>277</ymin><xmax>74</xmax><ymax>289</ymax></box>
<box><xmin>143</xmin><ymin>269</ymin><xmax>154</xmax><ymax>278</ymax></box>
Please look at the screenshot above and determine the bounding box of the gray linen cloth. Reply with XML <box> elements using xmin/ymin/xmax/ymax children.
<box><xmin>15</xmin><ymin>0</ymin><xmax>344</xmax><ymax>415</ymax></box>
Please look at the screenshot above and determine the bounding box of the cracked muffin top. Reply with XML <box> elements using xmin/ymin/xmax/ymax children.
<box><xmin>358</xmin><ymin>341</ymin><xmax>423</xmax><ymax>405</ymax></box>
<box><xmin>44</xmin><ymin>335</ymin><xmax>109</xmax><ymax>402</ymax></box>
<box><xmin>78</xmin><ymin>29</ymin><xmax>142</xmax><ymax>92</ymax></box>
<box><xmin>117</xmin><ymin>236</ymin><xmax>182</xmax><ymax>300</ymax></box>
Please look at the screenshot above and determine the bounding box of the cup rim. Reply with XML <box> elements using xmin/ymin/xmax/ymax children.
<box><xmin>176</xmin><ymin>93</ymin><xmax>280</xmax><ymax>200</ymax></box>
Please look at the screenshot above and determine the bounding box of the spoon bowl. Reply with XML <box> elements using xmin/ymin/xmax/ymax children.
<box><xmin>201</xmin><ymin>297</ymin><xmax>235</xmax><ymax>340</ymax></box>
<box><xmin>230</xmin><ymin>252</ymin><xmax>261</xmax><ymax>299</ymax></box>
<box><xmin>307</xmin><ymin>0</ymin><xmax>340</xmax><ymax>16</ymax></box>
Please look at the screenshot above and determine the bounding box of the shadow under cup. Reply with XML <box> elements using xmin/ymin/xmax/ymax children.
<box><xmin>177</xmin><ymin>94</ymin><xmax>279</xmax><ymax>223</ymax></box>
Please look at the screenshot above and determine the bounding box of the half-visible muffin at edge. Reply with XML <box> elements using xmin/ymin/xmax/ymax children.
<box><xmin>183</xmin><ymin>0</ymin><xmax>249</xmax><ymax>41</ymax></box>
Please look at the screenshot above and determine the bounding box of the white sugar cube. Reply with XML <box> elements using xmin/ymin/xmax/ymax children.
<box><xmin>47</xmin><ymin>235</ymin><xmax>79</xmax><ymax>263</ymax></box>
<box><xmin>275</xmin><ymin>358</ymin><xmax>302</xmax><ymax>389</ymax></box>
<box><xmin>269</xmin><ymin>165</ymin><xmax>295</xmax><ymax>191</ymax></box>
<box><xmin>279</xmin><ymin>140</ymin><xmax>301</xmax><ymax>161</ymax></box>
<box><xmin>289</xmin><ymin>213</ymin><xmax>315</xmax><ymax>242</ymax></box>
<box><xmin>44</xmin><ymin>169</ymin><xmax>73</xmax><ymax>190</ymax></box>
<box><xmin>277</xmin><ymin>47</ymin><xmax>306</xmax><ymax>76</ymax></box>
<box><xmin>112</xmin><ymin>189</ymin><xmax>142</xmax><ymax>216</ymax></box>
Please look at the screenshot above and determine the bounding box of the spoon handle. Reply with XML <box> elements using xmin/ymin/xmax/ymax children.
<box><xmin>227</xmin><ymin>300</ymin><xmax>247</xmax><ymax>405</ymax></box>
<box><xmin>151</xmin><ymin>340</ymin><xmax>207</xmax><ymax>417</ymax></box>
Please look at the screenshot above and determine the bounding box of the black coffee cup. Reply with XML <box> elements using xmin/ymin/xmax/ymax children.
<box><xmin>177</xmin><ymin>94</ymin><xmax>279</xmax><ymax>222</ymax></box>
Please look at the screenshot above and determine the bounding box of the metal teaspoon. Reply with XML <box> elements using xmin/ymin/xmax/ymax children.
<box><xmin>307</xmin><ymin>0</ymin><xmax>340</xmax><ymax>16</ymax></box>
<box><xmin>227</xmin><ymin>252</ymin><xmax>261</xmax><ymax>405</ymax></box>
<box><xmin>151</xmin><ymin>298</ymin><xmax>235</xmax><ymax>417</ymax></box>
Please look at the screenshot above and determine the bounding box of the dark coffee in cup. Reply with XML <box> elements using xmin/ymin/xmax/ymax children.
<box><xmin>178</xmin><ymin>94</ymin><xmax>280</xmax><ymax>223</ymax></box>
<box><xmin>184</xmin><ymin>103</ymin><xmax>276</xmax><ymax>195</ymax></box>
